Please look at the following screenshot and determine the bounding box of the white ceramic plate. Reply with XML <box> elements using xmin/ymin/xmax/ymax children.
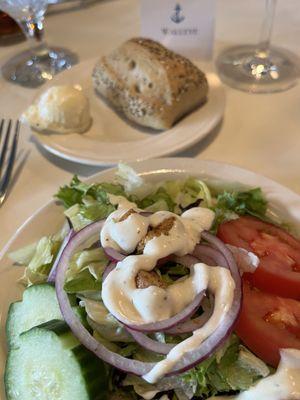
<box><xmin>31</xmin><ymin>59</ymin><xmax>225</xmax><ymax>166</ymax></box>
<box><xmin>1</xmin><ymin>158</ymin><xmax>300</xmax><ymax>399</ymax></box>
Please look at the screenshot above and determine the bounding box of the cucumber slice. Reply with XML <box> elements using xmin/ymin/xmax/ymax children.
<box><xmin>5</xmin><ymin>320</ymin><xmax>108</xmax><ymax>400</ymax></box>
<box><xmin>6</xmin><ymin>284</ymin><xmax>63</xmax><ymax>348</ymax></box>
<box><xmin>6</xmin><ymin>283</ymin><xmax>88</xmax><ymax>348</ymax></box>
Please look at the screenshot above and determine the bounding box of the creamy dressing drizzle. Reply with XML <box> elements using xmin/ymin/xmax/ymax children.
<box><xmin>208</xmin><ymin>349</ymin><xmax>300</xmax><ymax>400</ymax></box>
<box><xmin>100</xmin><ymin>199</ymin><xmax>235</xmax><ymax>382</ymax></box>
<box><xmin>143</xmin><ymin>266</ymin><xmax>235</xmax><ymax>383</ymax></box>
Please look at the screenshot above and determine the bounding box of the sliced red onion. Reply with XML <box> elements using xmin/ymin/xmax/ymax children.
<box><xmin>55</xmin><ymin>219</ymin><xmax>155</xmax><ymax>375</ymax></box>
<box><xmin>47</xmin><ymin>228</ymin><xmax>74</xmax><ymax>283</ymax></box>
<box><xmin>193</xmin><ymin>244</ymin><xmax>228</xmax><ymax>267</ymax></box>
<box><xmin>140</xmin><ymin>211</ymin><xmax>152</xmax><ymax>217</ymax></box>
<box><xmin>126</xmin><ymin>328</ymin><xmax>175</xmax><ymax>354</ymax></box>
<box><xmin>103</xmin><ymin>247</ymin><xmax>126</xmax><ymax>263</ymax></box>
<box><xmin>201</xmin><ymin>231</ymin><xmax>241</xmax><ymax>287</ymax></box>
<box><xmin>162</xmin><ymin>232</ymin><xmax>242</xmax><ymax>376</ymax></box>
<box><xmin>55</xmin><ymin>220</ymin><xmax>241</xmax><ymax>378</ymax></box>
<box><xmin>226</xmin><ymin>244</ymin><xmax>259</xmax><ymax>274</ymax></box>
<box><xmin>166</xmin><ymin>307</ymin><xmax>212</xmax><ymax>335</ymax></box>
<box><xmin>156</xmin><ymin>255</ymin><xmax>173</xmax><ymax>266</ymax></box>
<box><xmin>102</xmin><ymin>262</ymin><xmax>116</xmax><ymax>281</ymax></box>
<box><xmin>126</xmin><ymin>291</ymin><xmax>204</xmax><ymax>333</ymax></box>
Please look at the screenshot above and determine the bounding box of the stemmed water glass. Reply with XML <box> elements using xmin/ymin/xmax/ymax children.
<box><xmin>216</xmin><ymin>0</ymin><xmax>299</xmax><ymax>93</ymax></box>
<box><xmin>0</xmin><ymin>0</ymin><xmax>77</xmax><ymax>87</ymax></box>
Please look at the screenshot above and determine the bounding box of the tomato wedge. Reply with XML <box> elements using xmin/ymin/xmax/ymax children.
<box><xmin>235</xmin><ymin>280</ymin><xmax>300</xmax><ymax>366</ymax></box>
<box><xmin>217</xmin><ymin>216</ymin><xmax>300</xmax><ymax>299</ymax></box>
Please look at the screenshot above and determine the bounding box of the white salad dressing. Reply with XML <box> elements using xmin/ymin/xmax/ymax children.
<box><xmin>107</xmin><ymin>193</ymin><xmax>138</xmax><ymax>210</ymax></box>
<box><xmin>208</xmin><ymin>349</ymin><xmax>300</xmax><ymax>400</ymax></box>
<box><xmin>101</xmin><ymin>211</ymin><xmax>149</xmax><ymax>254</ymax></box>
<box><xmin>100</xmin><ymin>202</ymin><xmax>237</xmax><ymax>382</ymax></box>
<box><xmin>143</xmin><ymin>266</ymin><xmax>235</xmax><ymax>383</ymax></box>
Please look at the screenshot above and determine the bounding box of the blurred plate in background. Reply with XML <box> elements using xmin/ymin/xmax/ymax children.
<box><xmin>29</xmin><ymin>58</ymin><xmax>225</xmax><ymax>166</ymax></box>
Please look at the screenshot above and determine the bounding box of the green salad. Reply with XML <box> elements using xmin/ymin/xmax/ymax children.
<box><xmin>5</xmin><ymin>164</ymin><xmax>277</xmax><ymax>400</ymax></box>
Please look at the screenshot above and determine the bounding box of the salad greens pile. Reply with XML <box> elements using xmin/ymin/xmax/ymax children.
<box><xmin>9</xmin><ymin>164</ymin><xmax>270</xmax><ymax>400</ymax></box>
<box><xmin>122</xmin><ymin>335</ymin><xmax>269</xmax><ymax>400</ymax></box>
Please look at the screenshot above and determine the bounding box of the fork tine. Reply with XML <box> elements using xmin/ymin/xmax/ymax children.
<box><xmin>0</xmin><ymin>119</ymin><xmax>12</xmax><ymax>176</ymax></box>
<box><xmin>0</xmin><ymin>119</ymin><xmax>4</xmax><ymax>141</ymax></box>
<box><xmin>0</xmin><ymin>121</ymin><xmax>19</xmax><ymax>203</ymax></box>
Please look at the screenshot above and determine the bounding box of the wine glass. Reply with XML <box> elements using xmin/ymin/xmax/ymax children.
<box><xmin>0</xmin><ymin>0</ymin><xmax>77</xmax><ymax>87</ymax></box>
<box><xmin>216</xmin><ymin>0</ymin><xmax>299</xmax><ymax>93</ymax></box>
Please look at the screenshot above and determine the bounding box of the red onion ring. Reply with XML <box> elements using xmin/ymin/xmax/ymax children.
<box><xmin>47</xmin><ymin>228</ymin><xmax>74</xmax><ymax>283</ymax></box>
<box><xmin>193</xmin><ymin>244</ymin><xmax>227</xmax><ymax>267</ymax></box>
<box><xmin>140</xmin><ymin>211</ymin><xmax>152</xmax><ymax>217</ymax></box>
<box><xmin>201</xmin><ymin>232</ymin><xmax>241</xmax><ymax>286</ymax></box>
<box><xmin>163</xmin><ymin>232</ymin><xmax>242</xmax><ymax>376</ymax></box>
<box><xmin>102</xmin><ymin>262</ymin><xmax>116</xmax><ymax>281</ymax></box>
<box><xmin>226</xmin><ymin>244</ymin><xmax>259</xmax><ymax>274</ymax></box>
<box><xmin>103</xmin><ymin>247</ymin><xmax>126</xmax><ymax>263</ymax></box>
<box><xmin>126</xmin><ymin>328</ymin><xmax>175</xmax><ymax>354</ymax></box>
<box><xmin>165</xmin><ymin>245</ymin><xmax>228</xmax><ymax>335</ymax></box>
<box><xmin>166</xmin><ymin>306</ymin><xmax>212</xmax><ymax>335</ymax></box>
<box><xmin>55</xmin><ymin>221</ymin><xmax>241</xmax><ymax>378</ymax></box>
<box><xmin>126</xmin><ymin>291</ymin><xmax>204</xmax><ymax>333</ymax></box>
<box><xmin>55</xmin><ymin>220</ymin><xmax>155</xmax><ymax>375</ymax></box>
<box><xmin>161</xmin><ymin>252</ymin><xmax>218</xmax><ymax>335</ymax></box>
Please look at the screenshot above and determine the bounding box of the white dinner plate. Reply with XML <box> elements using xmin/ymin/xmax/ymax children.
<box><xmin>1</xmin><ymin>158</ymin><xmax>300</xmax><ymax>398</ymax></box>
<box><xmin>30</xmin><ymin>58</ymin><xmax>225</xmax><ymax>166</ymax></box>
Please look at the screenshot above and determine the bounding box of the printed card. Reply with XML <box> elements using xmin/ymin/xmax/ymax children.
<box><xmin>141</xmin><ymin>0</ymin><xmax>216</xmax><ymax>60</ymax></box>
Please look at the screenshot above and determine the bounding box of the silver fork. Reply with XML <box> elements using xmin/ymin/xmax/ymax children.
<box><xmin>0</xmin><ymin>119</ymin><xmax>20</xmax><ymax>206</ymax></box>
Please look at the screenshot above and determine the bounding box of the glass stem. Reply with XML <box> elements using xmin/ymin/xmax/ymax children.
<box><xmin>19</xmin><ymin>15</ymin><xmax>49</xmax><ymax>58</ymax></box>
<box><xmin>257</xmin><ymin>0</ymin><xmax>277</xmax><ymax>56</ymax></box>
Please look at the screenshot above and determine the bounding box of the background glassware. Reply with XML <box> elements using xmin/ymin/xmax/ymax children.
<box><xmin>0</xmin><ymin>11</ymin><xmax>22</xmax><ymax>37</ymax></box>
<box><xmin>0</xmin><ymin>0</ymin><xmax>77</xmax><ymax>87</ymax></box>
<box><xmin>215</xmin><ymin>0</ymin><xmax>299</xmax><ymax>93</ymax></box>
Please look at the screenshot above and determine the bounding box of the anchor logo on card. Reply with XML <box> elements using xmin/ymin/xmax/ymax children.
<box><xmin>171</xmin><ymin>4</ymin><xmax>185</xmax><ymax>24</ymax></box>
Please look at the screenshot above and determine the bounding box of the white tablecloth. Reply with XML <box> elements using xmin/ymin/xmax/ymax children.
<box><xmin>1</xmin><ymin>0</ymin><xmax>300</xmax><ymax>250</ymax></box>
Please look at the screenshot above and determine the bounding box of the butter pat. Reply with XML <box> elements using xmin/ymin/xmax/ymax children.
<box><xmin>21</xmin><ymin>85</ymin><xmax>92</xmax><ymax>134</ymax></box>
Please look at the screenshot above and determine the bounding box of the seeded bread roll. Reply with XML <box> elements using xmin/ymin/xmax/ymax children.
<box><xmin>92</xmin><ymin>38</ymin><xmax>208</xmax><ymax>130</ymax></box>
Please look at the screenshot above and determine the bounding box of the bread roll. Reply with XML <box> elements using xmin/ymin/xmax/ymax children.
<box><xmin>92</xmin><ymin>38</ymin><xmax>208</xmax><ymax>130</ymax></box>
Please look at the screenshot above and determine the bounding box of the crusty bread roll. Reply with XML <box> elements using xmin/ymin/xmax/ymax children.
<box><xmin>92</xmin><ymin>38</ymin><xmax>208</xmax><ymax>130</ymax></box>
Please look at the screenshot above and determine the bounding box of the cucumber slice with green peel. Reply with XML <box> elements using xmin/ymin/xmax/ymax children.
<box><xmin>6</xmin><ymin>283</ymin><xmax>86</xmax><ymax>348</ymax></box>
<box><xmin>6</xmin><ymin>284</ymin><xmax>63</xmax><ymax>348</ymax></box>
<box><xmin>5</xmin><ymin>320</ymin><xmax>109</xmax><ymax>400</ymax></box>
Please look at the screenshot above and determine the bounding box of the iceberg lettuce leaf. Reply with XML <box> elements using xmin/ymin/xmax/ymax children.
<box><xmin>211</xmin><ymin>188</ymin><xmax>267</xmax><ymax>232</ymax></box>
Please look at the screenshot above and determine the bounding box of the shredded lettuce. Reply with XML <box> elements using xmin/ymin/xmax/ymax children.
<box><xmin>56</xmin><ymin>175</ymin><xmax>125</xmax><ymax>208</ymax></box>
<box><xmin>64</xmin><ymin>269</ymin><xmax>101</xmax><ymax>293</ymax></box>
<box><xmin>116</xmin><ymin>163</ymin><xmax>155</xmax><ymax>199</ymax></box>
<box><xmin>123</xmin><ymin>373</ymin><xmax>195</xmax><ymax>400</ymax></box>
<box><xmin>138</xmin><ymin>187</ymin><xmax>176</xmax><ymax>213</ymax></box>
<box><xmin>158</xmin><ymin>262</ymin><xmax>190</xmax><ymax>286</ymax></box>
<box><xmin>64</xmin><ymin>247</ymin><xmax>108</xmax><ymax>293</ymax></box>
<box><xmin>184</xmin><ymin>335</ymin><xmax>269</xmax><ymax>398</ymax></box>
<box><xmin>9</xmin><ymin>242</ymin><xmax>37</xmax><ymax>266</ymax></box>
<box><xmin>83</xmin><ymin>298</ymin><xmax>133</xmax><ymax>342</ymax></box>
<box><xmin>55</xmin><ymin>169</ymin><xmax>214</xmax><ymax>234</ymax></box>
<box><xmin>135</xmin><ymin>178</ymin><xmax>212</xmax><ymax>214</ymax></box>
<box><xmin>123</xmin><ymin>336</ymin><xmax>269</xmax><ymax>400</ymax></box>
<box><xmin>14</xmin><ymin>236</ymin><xmax>61</xmax><ymax>285</ymax></box>
<box><xmin>56</xmin><ymin>175</ymin><xmax>123</xmax><ymax>231</ymax></box>
<box><xmin>9</xmin><ymin>223</ymin><xmax>72</xmax><ymax>286</ymax></box>
<box><xmin>211</xmin><ymin>188</ymin><xmax>267</xmax><ymax>232</ymax></box>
